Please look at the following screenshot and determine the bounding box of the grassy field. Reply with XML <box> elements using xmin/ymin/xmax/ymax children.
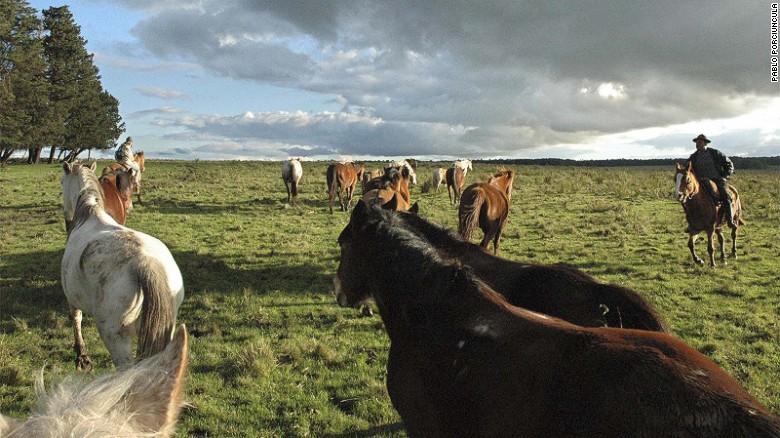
<box><xmin>1</xmin><ymin>160</ymin><xmax>778</xmax><ymax>437</ymax></box>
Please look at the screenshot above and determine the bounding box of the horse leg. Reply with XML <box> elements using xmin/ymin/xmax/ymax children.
<box><xmin>715</xmin><ymin>229</ymin><xmax>726</xmax><ymax>264</ymax></box>
<box><xmin>447</xmin><ymin>186</ymin><xmax>453</xmax><ymax>205</ymax></box>
<box><xmin>95</xmin><ymin>318</ymin><xmax>135</xmax><ymax>369</ymax></box>
<box><xmin>284</xmin><ymin>179</ymin><xmax>291</xmax><ymax>203</ymax></box>
<box><xmin>688</xmin><ymin>234</ymin><xmax>704</xmax><ymax>266</ymax></box>
<box><xmin>135</xmin><ymin>184</ymin><xmax>143</xmax><ymax>206</ymax></box>
<box><xmin>731</xmin><ymin>225</ymin><xmax>738</xmax><ymax>259</ymax></box>
<box><xmin>345</xmin><ymin>186</ymin><xmax>354</xmax><ymax>211</ymax></box>
<box><xmin>706</xmin><ymin>231</ymin><xmax>716</xmax><ymax>268</ymax></box>
<box><xmin>70</xmin><ymin>306</ymin><xmax>92</xmax><ymax>372</ymax></box>
<box><xmin>492</xmin><ymin>226</ymin><xmax>504</xmax><ymax>255</ymax></box>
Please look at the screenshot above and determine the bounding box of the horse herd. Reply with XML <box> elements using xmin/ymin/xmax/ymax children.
<box><xmin>1</xmin><ymin>158</ymin><xmax>770</xmax><ymax>437</ymax></box>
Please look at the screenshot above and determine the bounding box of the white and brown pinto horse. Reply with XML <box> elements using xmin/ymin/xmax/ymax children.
<box><xmin>674</xmin><ymin>162</ymin><xmax>744</xmax><ymax>267</ymax></box>
<box><xmin>282</xmin><ymin>158</ymin><xmax>303</xmax><ymax>204</ymax></box>
<box><xmin>0</xmin><ymin>325</ymin><xmax>189</xmax><ymax>438</ymax></box>
<box><xmin>335</xmin><ymin>202</ymin><xmax>780</xmax><ymax>438</ymax></box>
<box><xmin>61</xmin><ymin>162</ymin><xmax>184</xmax><ymax>371</ymax></box>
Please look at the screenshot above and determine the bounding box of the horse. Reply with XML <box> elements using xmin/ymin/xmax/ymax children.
<box><xmin>334</xmin><ymin>201</ymin><xmax>780</xmax><ymax>438</ymax></box>
<box><xmin>674</xmin><ymin>161</ymin><xmax>745</xmax><ymax>267</ymax></box>
<box><xmin>102</xmin><ymin>151</ymin><xmax>145</xmax><ymax>205</ymax></box>
<box><xmin>326</xmin><ymin>162</ymin><xmax>364</xmax><ymax>214</ymax></box>
<box><xmin>0</xmin><ymin>325</ymin><xmax>189</xmax><ymax>438</ymax></box>
<box><xmin>390</xmin><ymin>159</ymin><xmax>417</xmax><ymax>185</ymax></box>
<box><xmin>458</xmin><ymin>169</ymin><xmax>515</xmax><ymax>254</ymax></box>
<box><xmin>432</xmin><ymin>168</ymin><xmax>446</xmax><ymax>192</ymax></box>
<box><xmin>453</xmin><ymin>158</ymin><xmax>473</xmax><ymax>175</ymax></box>
<box><xmin>445</xmin><ymin>166</ymin><xmax>465</xmax><ymax>205</ymax></box>
<box><xmin>394</xmin><ymin>210</ymin><xmax>670</xmax><ymax>332</ymax></box>
<box><xmin>61</xmin><ymin>161</ymin><xmax>184</xmax><ymax>371</ymax></box>
<box><xmin>282</xmin><ymin>158</ymin><xmax>303</xmax><ymax>204</ymax></box>
<box><xmin>98</xmin><ymin>169</ymin><xmax>134</xmax><ymax>225</ymax></box>
<box><xmin>362</xmin><ymin>168</ymin><xmax>382</xmax><ymax>193</ymax></box>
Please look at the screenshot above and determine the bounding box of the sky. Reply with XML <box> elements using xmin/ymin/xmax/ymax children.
<box><xmin>27</xmin><ymin>1</ymin><xmax>780</xmax><ymax>161</ymax></box>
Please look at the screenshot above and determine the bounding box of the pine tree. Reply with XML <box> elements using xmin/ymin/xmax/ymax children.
<box><xmin>43</xmin><ymin>5</ymin><xmax>123</xmax><ymax>162</ymax></box>
<box><xmin>0</xmin><ymin>0</ymin><xmax>52</xmax><ymax>164</ymax></box>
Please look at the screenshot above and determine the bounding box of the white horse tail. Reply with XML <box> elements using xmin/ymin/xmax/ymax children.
<box><xmin>136</xmin><ymin>257</ymin><xmax>175</xmax><ymax>359</ymax></box>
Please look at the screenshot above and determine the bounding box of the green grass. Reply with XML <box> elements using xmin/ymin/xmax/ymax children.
<box><xmin>1</xmin><ymin>160</ymin><xmax>778</xmax><ymax>436</ymax></box>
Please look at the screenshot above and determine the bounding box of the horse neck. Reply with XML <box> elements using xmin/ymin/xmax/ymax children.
<box><xmin>69</xmin><ymin>179</ymin><xmax>108</xmax><ymax>233</ymax></box>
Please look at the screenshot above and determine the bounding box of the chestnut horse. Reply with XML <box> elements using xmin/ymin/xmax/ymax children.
<box><xmin>282</xmin><ymin>158</ymin><xmax>303</xmax><ymax>204</ymax></box>
<box><xmin>326</xmin><ymin>162</ymin><xmax>364</xmax><ymax>213</ymax></box>
<box><xmin>674</xmin><ymin>162</ymin><xmax>745</xmax><ymax>267</ymax></box>
<box><xmin>394</xmin><ymin>210</ymin><xmax>670</xmax><ymax>332</ymax></box>
<box><xmin>0</xmin><ymin>325</ymin><xmax>189</xmax><ymax>438</ymax></box>
<box><xmin>445</xmin><ymin>166</ymin><xmax>465</xmax><ymax>205</ymax></box>
<box><xmin>102</xmin><ymin>151</ymin><xmax>145</xmax><ymax>205</ymax></box>
<box><xmin>99</xmin><ymin>169</ymin><xmax>134</xmax><ymax>225</ymax></box>
<box><xmin>334</xmin><ymin>201</ymin><xmax>779</xmax><ymax>438</ymax></box>
<box><xmin>458</xmin><ymin>169</ymin><xmax>515</xmax><ymax>254</ymax></box>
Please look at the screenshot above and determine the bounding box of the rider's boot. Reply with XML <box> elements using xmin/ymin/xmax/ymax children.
<box><xmin>724</xmin><ymin>201</ymin><xmax>737</xmax><ymax>228</ymax></box>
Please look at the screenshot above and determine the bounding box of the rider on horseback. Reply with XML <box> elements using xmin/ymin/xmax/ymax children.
<box><xmin>115</xmin><ymin>136</ymin><xmax>141</xmax><ymax>187</ymax></box>
<box><xmin>686</xmin><ymin>134</ymin><xmax>736</xmax><ymax>227</ymax></box>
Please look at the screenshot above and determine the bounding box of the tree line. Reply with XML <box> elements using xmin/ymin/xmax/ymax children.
<box><xmin>1</xmin><ymin>1</ymin><xmax>124</xmax><ymax>164</ymax></box>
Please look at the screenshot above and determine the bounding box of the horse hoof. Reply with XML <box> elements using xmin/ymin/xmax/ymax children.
<box><xmin>76</xmin><ymin>356</ymin><xmax>93</xmax><ymax>373</ymax></box>
<box><xmin>695</xmin><ymin>259</ymin><xmax>704</xmax><ymax>267</ymax></box>
<box><xmin>361</xmin><ymin>305</ymin><xmax>374</xmax><ymax>317</ymax></box>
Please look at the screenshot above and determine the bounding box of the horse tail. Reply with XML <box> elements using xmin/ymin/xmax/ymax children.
<box><xmin>136</xmin><ymin>257</ymin><xmax>175</xmax><ymax>359</ymax></box>
<box><xmin>326</xmin><ymin>164</ymin><xmax>337</xmax><ymax>213</ymax></box>
<box><xmin>729</xmin><ymin>185</ymin><xmax>747</xmax><ymax>226</ymax></box>
<box><xmin>458</xmin><ymin>186</ymin><xmax>483</xmax><ymax>241</ymax></box>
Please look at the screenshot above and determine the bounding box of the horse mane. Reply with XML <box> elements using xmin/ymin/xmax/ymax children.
<box><xmin>70</xmin><ymin>165</ymin><xmax>105</xmax><ymax>232</ymax></box>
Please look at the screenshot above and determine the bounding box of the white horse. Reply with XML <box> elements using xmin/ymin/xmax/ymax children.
<box><xmin>0</xmin><ymin>325</ymin><xmax>189</xmax><ymax>438</ymax></box>
<box><xmin>432</xmin><ymin>168</ymin><xmax>446</xmax><ymax>192</ymax></box>
<box><xmin>61</xmin><ymin>162</ymin><xmax>184</xmax><ymax>371</ymax></box>
<box><xmin>389</xmin><ymin>160</ymin><xmax>417</xmax><ymax>185</ymax></box>
<box><xmin>453</xmin><ymin>159</ymin><xmax>473</xmax><ymax>176</ymax></box>
<box><xmin>282</xmin><ymin>158</ymin><xmax>303</xmax><ymax>204</ymax></box>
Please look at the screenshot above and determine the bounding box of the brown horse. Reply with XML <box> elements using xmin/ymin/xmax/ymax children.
<box><xmin>326</xmin><ymin>162</ymin><xmax>364</xmax><ymax>213</ymax></box>
<box><xmin>361</xmin><ymin>168</ymin><xmax>382</xmax><ymax>193</ymax></box>
<box><xmin>99</xmin><ymin>169</ymin><xmax>134</xmax><ymax>225</ymax></box>
<box><xmin>394</xmin><ymin>210</ymin><xmax>670</xmax><ymax>332</ymax></box>
<box><xmin>458</xmin><ymin>169</ymin><xmax>515</xmax><ymax>254</ymax></box>
<box><xmin>334</xmin><ymin>202</ymin><xmax>780</xmax><ymax>438</ymax></box>
<box><xmin>102</xmin><ymin>151</ymin><xmax>145</xmax><ymax>205</ymax></box>
<box><xmin>445</xmin><ymin>166</ymin><xmax>465</xmax><ymax>205</ymax></box>
<box><xmin>674</xmin><ymin>162</ymin><xmax>745</xmax><ymax>267</ymax></box>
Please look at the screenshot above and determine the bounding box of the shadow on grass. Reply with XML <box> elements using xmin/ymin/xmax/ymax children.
<box><xmin>321</xmin><ymin>422</ymin><xmax>406</xmax><ymax>438</ymax></box>
<box><xmin>1</xmin><ymin>249</ymin><xmax>68</xmax><ymax>331</ymax></box>
<box><xmin>173</xmin><ymin>249</ymin><xmax>335</xmax><ymax>296</ymax></box>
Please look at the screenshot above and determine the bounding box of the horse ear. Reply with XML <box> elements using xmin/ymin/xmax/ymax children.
<box><xmin>409</xmin><ymin>202</ymin><xmax>419</xmax><ymax>214</ymax></box>
<box><xmin>122</xmin><ymin>325</ymin><xmax>189</xmax><ymax>435</ymax></box>
<box><xmin>382</xmin><ymin>193</ymin><xmax>399</xmax><ymax>211</ymax></box>
<box><xmin>89</xmin><ymin>161</ymin><xmax>97</xmax><ymax>172</ymax></box>
<box><xmin>686</xmin><ymin>161</ymin><xmax>693</xmax><ymax>172</ymax></box>
<box><xmin>675</xmin><ymin>162</ymin><xmax>682</xmax><ymax>170</ymax></box>
<box><xmin>63</xmin><ymin>162</ymin><xmax>72</xmax><ymax>174</ymax></box>
<box><xmin>351</xmin><ymin>199</ymin><xmax>370</xmax><ymax>224</ymax></box>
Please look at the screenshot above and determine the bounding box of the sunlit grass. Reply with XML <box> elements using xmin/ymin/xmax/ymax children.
<box><xmin>0</xmin><ymin>160</ymin><xmax>778</xmax><ymax>435</ymax></box>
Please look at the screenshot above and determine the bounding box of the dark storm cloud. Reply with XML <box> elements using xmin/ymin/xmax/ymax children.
<box><xmin>113</xmin><ymin>0</ymin><xmax>777</xmax><ymax>157</ymax></box>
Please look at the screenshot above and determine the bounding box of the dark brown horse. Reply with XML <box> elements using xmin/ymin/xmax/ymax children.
<box><xmin>394</xmin><ymin>210</ymin><xmax>670</xmax><ymax>332</ymax></box>
<box><xmin>326</xmin><ymin>162</ymin><xmax>364</xmax><ymax>213</ymax></box>
<box><xmin>445</xmin><ymin>166</ymin><xmax>465</xmax><ymax>205</ymax></box>
<box><xmin>335</xmin><ymin>201</ymin><xmax>779</xmax><ymax>438</ymax></box>
<box><xmin>102</xmin><ymin>151</ymin><xmax>146</xmax><ymax>205</ymax></box>
<box><xmin>674</xmin><ymin>162</ymin><xmax>745</xmax><ymax>267</ymax></box>
<box><xmin>99</xmin><ymin>169</ymin><xmax>134</xmax><ymax>225</ymax></box>
<box><xmin>458</xmin><ymin>169</ymin><xmax>515</xmax><ymax>254</ymax></box>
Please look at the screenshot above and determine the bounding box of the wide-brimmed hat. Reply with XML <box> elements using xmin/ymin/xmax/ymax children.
<box><xmin>692</xmin><ymin>134</ymin><xmax>711</xmax><ymax>143</ymax></box>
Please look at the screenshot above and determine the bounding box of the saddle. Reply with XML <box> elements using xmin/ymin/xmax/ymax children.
<box><xmin>700</xmin><ymin>179</ymin><xmax>726</xmax><ymax>206</ymax></box>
